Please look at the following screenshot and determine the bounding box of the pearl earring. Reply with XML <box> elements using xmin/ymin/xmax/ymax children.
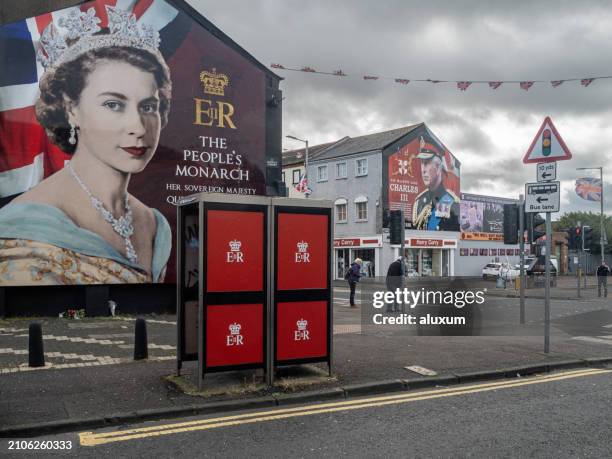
<box><xmin>69</xmin><ymin>123</ymin><xmax>76</xmax><ymax>145</ymax></box>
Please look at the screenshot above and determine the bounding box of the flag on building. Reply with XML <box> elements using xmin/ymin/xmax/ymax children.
<box><xmin>294</xmin><ymin>174</ymin><xmax>312</xmax><ymax>195</ymax></box>
<box><xmin>575</xmin><ymin>177</ymin><xmax>602</xmax><ymax>201</ymax></box>
<box><xmin>0</xmin><ymin>0</ymin><xmax>182</xmax><ymax>201</ymax></box>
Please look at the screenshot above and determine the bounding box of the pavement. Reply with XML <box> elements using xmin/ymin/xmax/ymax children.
<box><xmin>1</xmin><ymin>278</ymin><xmax>612</xmax><ymax>437</ymax></box>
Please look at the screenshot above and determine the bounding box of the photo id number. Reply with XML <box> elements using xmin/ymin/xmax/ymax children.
<box><xmin>8</xmin><ymin>440</ymin><xmax>73</xmax><ymax>450</ymax></box>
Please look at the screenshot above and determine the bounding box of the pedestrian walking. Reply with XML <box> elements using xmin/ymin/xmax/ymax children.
<box><xmin>385</xmin><ymin>257</ymin><xmax>403</xmax><ymax>312</ymax></box>
<box><xmin>346</xmin><ymin>258</ymin><xmax>362</xmax><ymax>307</ymax></box>
<box><xmin>596</xmin><ymin>260</ymin><xmax>610</xmax><ymax>297</ymax></box>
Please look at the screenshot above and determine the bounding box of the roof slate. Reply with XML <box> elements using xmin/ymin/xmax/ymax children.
<box><xmin>311</xmin><ymin>124</ymin><xmax>422</xmax><ymax>162</ymax></box>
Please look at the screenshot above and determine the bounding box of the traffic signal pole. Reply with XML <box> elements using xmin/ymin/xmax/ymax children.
<box><xmin>577</xmin><ymin>248</ymin><xmax>581</xmax><ymax>298</ymax></box>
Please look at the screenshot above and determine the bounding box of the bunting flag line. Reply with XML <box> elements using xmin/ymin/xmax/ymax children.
<box><xmin>581</xmin><ymin>78</ymin><xmax>594</xmax><ymax>87</ymax></box>
<box><xmin>269</xmin><ymin>63</ymin><xmax>612</xmax><ymax>91</ymax></box>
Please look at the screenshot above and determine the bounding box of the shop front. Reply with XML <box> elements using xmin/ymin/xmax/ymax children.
<box><xmin>392</xmin><ymin>237</ymin><xmax>457</xmax><ymax>277</ymax></box>
<box><xmin>334</xmin><ymin>236</ymin><xmax>382</xmax><ymax>279</ymax></box>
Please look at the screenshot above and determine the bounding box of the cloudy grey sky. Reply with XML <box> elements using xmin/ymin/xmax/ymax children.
<box><xmin>188</xmin><ymin>0</ymin><xmax>612</xmax><ymax>216</ymax></box>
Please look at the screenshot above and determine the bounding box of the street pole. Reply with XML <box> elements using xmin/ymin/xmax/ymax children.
<box><xmin>400</xmin><ymin>209</ymin><xmax>405</xmax><ymax>313</ymax></box>
<box><xmin>584</xmin><ymin>250</ymin><xmax>587</xmax><ymax>288</ymax></box>
<box><xmin>545</xmin><ymin>212</ymin><xmax>552</xmax><ymax>353</ymax></box>
<box><xmin>304</xmin><ymin>140</ymin><xmax>309</xmax><ymax>199</ymax></box>
<box><xmin>519</xmin><ymin>196</ymin><xmax>525</xmax><ymax>324</ymax></box>
<box><xmin>577</xmin><ymin>220</ymin><xmax>581</xmax><ymax>297</ymax></box>
<box><xmin>600</xmin><ymin>167</ymin><xmax>605</xmax><ymax>264</ymax></box>
<box><xmin>576</xmin><ymin>249</ymin><xmax>580</xmax><ymax>298</ymax></box>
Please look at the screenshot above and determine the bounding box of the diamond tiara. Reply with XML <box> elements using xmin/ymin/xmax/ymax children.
<box><xmin>37</xmin><ymin>5</ymin><xmax>161</xmax><ymax>71</ymax></box>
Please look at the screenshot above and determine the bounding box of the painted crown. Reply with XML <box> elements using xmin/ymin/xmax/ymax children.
<box><xmin>297</xmin><ymin>241</ymin><xmax>309</xmax><ymax>252</ymax></box>
<box><xmin>229</xmin><ymin>323</ymin><xmax>241</xmax><ymax>335</ymax></box>
<box><xmin>36</xmin><ymin>6</ymin><xmax>161</xmax><ymax>70</ymax></box>
<box><xmin>296</xmin><ymin>318</ymin><xmax>308</xmax><ymax>330</ymax></box>
<box><xmin>229</xmin><ymin>239</ymin><xmax>242</xmax><ymax>251</ymax></box>
<box><xmin>199</xmin><ymin>68</ymin><xmax>229</xmax><ymax>96</ymax></box>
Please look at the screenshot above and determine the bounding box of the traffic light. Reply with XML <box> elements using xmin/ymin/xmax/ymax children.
<box><xmin>566</xmin><ymin>227</ymin><xmax>578</xmax><ymax>250</ymax></box>
<box><xmin>383</xmin><ymin>210</ymin><xmax>390</xmax><ymax>228</ymax></box>
<box><xmin>542</xmin><ymin>128</ymin><xmax>552</xmax><ymax>157</ymax></box>
<box><xmin>582</xmin><ymin>225</ymin><xmax>593</xmax><ymax>251</ymax></box>
<box><xmin>525</xmin><ymin>212</ymin><xmax>545</xmax><ymax>243</ymax></box>
<box><xmin>503</xmin><ymin>204</ymin><xmax>519</xmax><ymax>244</ymax></box>
<box><xmin>389</xmin><ymin>210</ymin><xmax>403</xmax><ymax>245</ymax></box>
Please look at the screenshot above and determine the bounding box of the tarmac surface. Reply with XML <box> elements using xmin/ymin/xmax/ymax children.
<box><xmin>0</xmin><ymin>275</ymin><xmax>611</xmax><ymax>436</ymax></box>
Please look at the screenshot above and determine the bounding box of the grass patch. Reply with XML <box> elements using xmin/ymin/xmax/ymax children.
<box><xmin>165</xmin><ymin>365</ymin><xmax>337</xmax><ymax>398</ymax></box>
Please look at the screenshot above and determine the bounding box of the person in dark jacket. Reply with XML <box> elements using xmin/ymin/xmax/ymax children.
<box><xmin>347</xmin><ymin>258</ymin><xmax>362</xmax><ymax>307</ymax></box>
<box><xmin>596</xmin><ymin>261</ymin><xmax>610</xmax><ymax>297</ymax></box>
<box><xmin>385</xmin><ymin>258</ymin><xmax>404</xmax><ymax>312</ymax></box>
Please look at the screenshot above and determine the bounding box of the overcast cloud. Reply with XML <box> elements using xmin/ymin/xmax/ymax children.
<box><xmin>188</xmin><ymin>0</ymin><xmax>612</xmax><ymax>217</ymax></box>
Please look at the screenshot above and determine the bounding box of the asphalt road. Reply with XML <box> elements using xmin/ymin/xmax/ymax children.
<box><xmin>9</xmin><ymin>367</ymin><xmax>610</xmax><ymax>458</ymax></box>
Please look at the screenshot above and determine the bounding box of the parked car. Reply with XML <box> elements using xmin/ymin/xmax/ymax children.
<box><xmin>482</xmin><ymin>262</ymin><xmax>520</xmax><ymax>280</ymax></box>
<box><xmin>482</xmin><ymin>262</ymin><xmax>504</xmax><ymax>279</ymax></box>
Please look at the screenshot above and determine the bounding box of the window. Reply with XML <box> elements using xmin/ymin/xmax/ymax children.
<box><xmin>317</xmin><ymin>165</ymin><xmax>328</xmax><ymax>182</ymax></box>
<box><xmin>282</xmin><ymin>172</ymin><xmax>286</xmax><ymax>183</ymax></box>
<box><xmin>336</xmin><ymin>204</ymin><xmax>347</xmax><ymax>222</ymax></box>
<box><xmin>336</xmin><ymin>162</ymin><xmax>347</xmax><ymax>179</ymax></box>
<box><xmin>355</xmin><ymin>158</ymin><xmax>368</xmax><ymax>176</ymax></box>
<box><xmin>335</xmin><ymin>198</ymin><xmax>348</xmax><ymax>223</ymax></box>
<box><xmin>292</xmin><ymin>169</ymin><xmax>301</xmax><ymax>184</ymax></box>
<box><xmin>354</xmin><ymin>196</ymin><xmax>368</xmax><ymax>221</ymax></box>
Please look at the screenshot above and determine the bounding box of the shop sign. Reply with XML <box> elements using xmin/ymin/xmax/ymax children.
<box><xmin>334</xmin><ymin>238</ymin><xmax>361</xmax><ymax>247</ymax></box>
<box><xmin>408</xmin><ymin>238</ymin><xmax>457</xmax><ymax>248</ymax></box>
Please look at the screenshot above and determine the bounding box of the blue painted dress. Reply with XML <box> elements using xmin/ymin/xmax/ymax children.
<box><xmin>0</xmin><ymin>202</ymin><xmax>171</xmax><ymax>285</ymax></box>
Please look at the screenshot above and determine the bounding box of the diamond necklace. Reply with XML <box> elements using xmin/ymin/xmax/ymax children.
<box><xmin>67</xmin><ymin>162</ymin><xmax>138</xmax><ymax>264</ymax></box>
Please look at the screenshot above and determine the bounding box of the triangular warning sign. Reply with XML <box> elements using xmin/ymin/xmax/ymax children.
<box><xmin>523</xmin><ymin>116</ymin><xmax>572</xmax><ymax>164</ymax></box>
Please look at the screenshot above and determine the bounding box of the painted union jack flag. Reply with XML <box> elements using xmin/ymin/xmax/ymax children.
<box><xmin>575</xmin><ymin>177</ymin><xmax>602</xmax><ymax>202</ymax></box>
<box><xmin>294</xmin><ymin>174</ymin><xmax>312</xmax><ymax>195</ymax></box>
<box><xmin>0</xmin><ymin>0</ymin><xmax>180</xmax><ymax>203</ymax></box>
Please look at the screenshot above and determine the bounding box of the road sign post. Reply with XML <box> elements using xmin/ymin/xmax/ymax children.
<box><xmin>544</xmin><ymin>213</ymin><xmax>552</xmax><ymax>353</ymax></box>
<box><xmin>519</xmin><ymin>196</ymin><xmax>525</xmax><ymax>324</ymax></box>
<box><xmin>523</xmin><ymin>117</ymin><xmax>573</xmax><ymax>354</ymax></box>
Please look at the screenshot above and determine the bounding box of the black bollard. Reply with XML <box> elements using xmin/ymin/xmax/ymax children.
<box><xmin>28</xmin><ymin>323</ymin><xmax>45</xmax><ymax>367</ymax></box>
<box><xmin>134</xmin><ymin>318</ymin><xmax>148</xmax><ymax>360</ymax></box>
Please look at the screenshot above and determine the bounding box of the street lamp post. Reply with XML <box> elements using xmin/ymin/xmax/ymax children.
<box><xmin>577</xmin><ymin>167</ymin><xmax>605</xmax><ymax>264</ymax></box>
<box><xmin>286</xmin><ymin>135</ymin><xmax>309</xmax><ymax>198</ymax></box>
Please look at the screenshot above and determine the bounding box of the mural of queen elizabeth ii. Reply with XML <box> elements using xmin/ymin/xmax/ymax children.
<box><xmin>0</xmin><ymin>6</ymin><xmax>172</xmax><ymax>285</ymax></box>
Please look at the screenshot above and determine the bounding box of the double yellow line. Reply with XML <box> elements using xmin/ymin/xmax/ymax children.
<box><xmin>80</xmin><ymin>368</ymin><xmax>610</xmax><ymax>446</ymax></box>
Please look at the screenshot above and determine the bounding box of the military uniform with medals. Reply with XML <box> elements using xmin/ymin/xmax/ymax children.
<box><xmin>412</xmin><ymin>138</ymin><xmax>460</xmax><ymax>231</ymax></box>
<box><xmin>413</xmin><ymin>185</ymin><xmax>460</xmax><ymax>230</ymax></box>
